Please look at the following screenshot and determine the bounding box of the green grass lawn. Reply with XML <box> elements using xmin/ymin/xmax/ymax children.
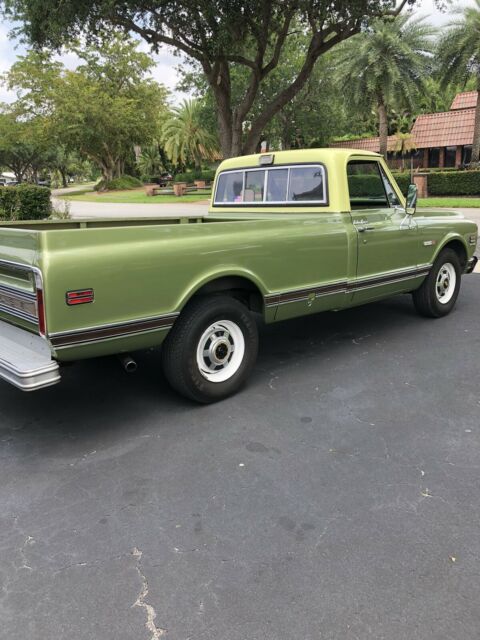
<box><xmin>418</xmin><ymin>197</ymin><xmax>480</xmax><ymax>208</ymax></box>
<box><xmin>61</xmin><ymin>187</ymin><xmax>211</xmax><ymax>204</ymax></box>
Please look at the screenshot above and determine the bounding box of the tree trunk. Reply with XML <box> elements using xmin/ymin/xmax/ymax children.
<box><xmin>377</xmin><ymin>100</ymin><xmax>388</xmax><ymax>160</ymax></box>
<box><xmin>208</xmin><ymin>60</ymin><xmax>233</xmax><ymax>159</ymax></box>
<box><xmin>471</xmin><ymin>76</ymin><xmax>480</xmax><ymax>164</ymax></box>
<box><xmin>60</xmin><ymin>168</ymin><xmax>68</xmax><ymax>189</ymax></box>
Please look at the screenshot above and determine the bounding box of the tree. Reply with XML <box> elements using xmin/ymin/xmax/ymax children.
<box><xmin>161</xmin><ymin>99</ymin><xmax>219</xmax><ymax>171</ymax></box>
<box><xmin>5</xmin><ymin>37</ymin><xmax>170</xmax><ymax>182</ymax></box>
<box><xmin>2</xmin><ymin>0</ymin><xmax>423</xmax><ymax>158</ymax></box>
<box><xmin>438</xmin><ymin>0</ymin><xmax>480</xmax><ymax>164</ymax></box>
<box><xmin>336</xmin><ymin>15</ymin><xmax>434</xmax><ymax>158</ymax></box>
<box><xmin>0</xmin><ymin>107</ymin><xmax>51</xmax><ymax>182</ymax></box>
<box><xmin>136</xmin><ymin>142</ymin><xmax>164</xmax><ymax>178</ymax></box>
<box><xmin>393</xmin><ymin>132</ymin><xmax>416</xmax><ymax>170</ymax></box>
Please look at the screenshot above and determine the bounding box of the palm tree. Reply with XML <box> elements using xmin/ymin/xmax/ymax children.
<box><xmin>394</xmin><ymin>132</ymin><xmax>416</xmax><ymax>171</ymax></box>
<box><xmin>136</xmin><ymin>142</ymin><xmax>163</xmax><ymax>177</ymax></box>
<box><xmin>337</xmin><ymin>15</ymin><xmax>435</xmax><ymax>159</ymax></box>
<box><xmin>161</xmin><ymin>99</ymin><xmax>218</xmax><ymax>172</ymax></box>
<box><xmin>438</xmin><ymin>0</ymin><xmax>480</xmax><ymax>164</ymax></box>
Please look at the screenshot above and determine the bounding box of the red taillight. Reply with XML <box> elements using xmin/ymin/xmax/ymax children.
<box><xmin>66</xmin><ymin>289</ymin><xmax>94</xmax><ymax>306</ymax></box>
<box><xmin>36</xmin><ymin>288</ymin><xmax>46</xmax><ymax>336</ymax></box>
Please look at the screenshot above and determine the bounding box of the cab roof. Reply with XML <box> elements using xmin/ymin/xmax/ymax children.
<box><xmin>217</xmin><ymin>148</ymin><xmax>381</xmax><ymax>172</ymax></box>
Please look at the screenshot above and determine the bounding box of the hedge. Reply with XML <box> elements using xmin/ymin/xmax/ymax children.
<box><xmin>0</xmin><ymin>184</ymin><xmax>51</xmax><ymax>220</ymax></box>
<box><xmin>174</xmin><ymin>169</ymin><xmax>216</xmax><ymax>184</ymax></box>
<box><xmin>391</xmin><ymin>173</ymin><xmax>410</xmax><ymax>196</ymax></box>
<box><xmin>427</xmin><ymin>170</ymin><xmax>480</xmax><ymax>196</ymax></box>
<box><xmin>96</xmin><ymin>175</ymin><xmax>143</xmax><ymax>191</ymax></box>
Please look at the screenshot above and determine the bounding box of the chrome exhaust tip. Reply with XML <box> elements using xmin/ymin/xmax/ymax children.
<box><xmin>118</xmin><ymin>354</ymin><xmax>138</xmax><ymax>373</ymax></box>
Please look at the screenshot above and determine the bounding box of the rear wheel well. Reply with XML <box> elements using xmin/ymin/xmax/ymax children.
<box><xmin>191</xmin><ymin>276</ymin><xmax>264</xmax><ymax>313</ymax></box>
<box><xmin>442</xmin><ymin>240</ymin><xmax>467</xmax><ymax>270</ymax></box>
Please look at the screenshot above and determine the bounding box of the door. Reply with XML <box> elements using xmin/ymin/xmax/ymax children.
<box><xmin>347</xmin><ymin>159</ymin><xmax>423</xmax><ymax>304</ymax></box>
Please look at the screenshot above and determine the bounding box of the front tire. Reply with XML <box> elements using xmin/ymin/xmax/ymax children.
<box><xmin>412</xmin><ymin>248</ymin><xmax>462</xmax><ymax>318</ymax></box>
<box><xmin>162</xmin><ymin>296</ymin><xmax>259</xmax><ymax>403</ymax></box>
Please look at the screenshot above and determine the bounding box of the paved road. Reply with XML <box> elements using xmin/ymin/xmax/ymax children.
<box><xmin>1</xmin><ymin>276</ymin><xmax>480</xmax><ymax>639</ymax></box>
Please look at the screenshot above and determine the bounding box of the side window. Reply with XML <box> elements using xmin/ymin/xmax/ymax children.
<box><xmin>347</xmin><ymin>161</ymin><xmax>389</xmax><ymax>209</ymax></box>
<box><xmin>215</xmin><ymin>171</ymin><xmax>244</xmax><ymax>203</ymax></box>
<box><xmin>288</xmin><ymin>166</ymin><xmax>325</xmax><ymax>202</ymax></box>
<box><xmin>379</xmin><ymin>166</ymin><xmax>401</xmax><ymax>207</ymax></box>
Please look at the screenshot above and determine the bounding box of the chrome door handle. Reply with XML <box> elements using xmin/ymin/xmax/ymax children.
<box><xmin>357</xmin><ymin>225</ymin><xmax>375</xmax><ymax>232</ymax></box>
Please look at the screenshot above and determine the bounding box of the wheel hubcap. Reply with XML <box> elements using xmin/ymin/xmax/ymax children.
<box><xmin>435</xmin><ymin>262</ymin><xmax>456</xmax><ymax>304</ymax></box>
<box><xmin>196</xmin><ymin>320</ymin><xmax>245</xmax><ymax>383</ymax></box>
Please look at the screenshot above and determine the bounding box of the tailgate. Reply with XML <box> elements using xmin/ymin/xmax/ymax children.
<box><xmin>0</xmin><ymin>227</ymin><xmax>43</xmax><ymax>334</ymax></box>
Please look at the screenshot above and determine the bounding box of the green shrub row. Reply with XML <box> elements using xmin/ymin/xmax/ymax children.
<box><xmin>391</xmin><ymin>173</ymin><xmax>410</xmax><ymax>195</ymax></box>
<box><xmin>174</xmin><ymin>169</ymin><xmax>216</xmax><ymax>184</ymax></box>
<box><xmin>96</xmin><ymin>175</ymin><xmax>143</xmax><ymax>191</ymax></box>
<box><xmin>140</xmin><ymin>174</ymin><xmax>171</xmax><ymax>184</ymax></box>
<box><xmin>427</xmin><ymin>170</ymin><xmax>480</xmax><ymax>196</ymax></box>
<box><xmin>0</xmin><ymin>184</ymin><xmax>51</xmax><ymax>220</ymax></box>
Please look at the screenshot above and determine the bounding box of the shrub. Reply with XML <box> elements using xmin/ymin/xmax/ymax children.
<box><xmin>96</xmin><ymin>175</ymin><xmax>143</xmax><ymax>191</ymax></box>
<box><xmin>427</xmin><ymin>170</ymin><xmax>480</xmax><ymax>196</ymax></box>
<box><xmin>0</xmin><ymin>184</ymin><xmax>51</xmax><ymax>220</ymax></box>
<box><xmin>174</xmin><ymin>169</ymin><xmax>215</xmax><ymax>184</ymax></box>
<box><xmin>391</xmin><ymin>172</ymin><xmax>410</xmax><ymax>196</ymax></box>
<box><xmin>141</xmin><ymin>174</ymin><xmax>163</xmax><ymax>184</ymax></box>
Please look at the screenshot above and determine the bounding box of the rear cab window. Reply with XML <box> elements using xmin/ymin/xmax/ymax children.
<box><xmin>213</xmin><ymin>164</ymin><xmax>327</xmax><ymax>206</ymax></box>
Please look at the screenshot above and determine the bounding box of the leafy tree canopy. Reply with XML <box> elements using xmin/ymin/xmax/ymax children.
<box><xmin>2</xmin><ymin>0</ymin><xmax>427</xmax><ymax>157</ymax></box>
<box><xmin>2</xmin><ymin>35</ymin><xmax>170</xmax><ymax>181</ymax></box>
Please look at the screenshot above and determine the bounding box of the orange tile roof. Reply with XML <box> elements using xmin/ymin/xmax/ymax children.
<box><xmin>330</xmin><ymin>135</ymin><xmax>398</xmax><ymax>152</ymax></box>
<box><xmin>411</xmin><ymin>108</ymin><xmax>475</xmax><ymax>148</ymax></box>
<box><xmin>450</xmin><ymin>91</ymin><xmax>477</xmax><ymax>110</ymax></box>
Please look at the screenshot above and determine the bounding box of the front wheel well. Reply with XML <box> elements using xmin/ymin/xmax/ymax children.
<box><xmin>190</xmin><ymin>276</ymin><xmax>264</xmax><ymax>313</ymax></box>
<box><xmin>441</xmin><ymin>239</ymin><xmax>468</xmax><ymax>270</ymax></box>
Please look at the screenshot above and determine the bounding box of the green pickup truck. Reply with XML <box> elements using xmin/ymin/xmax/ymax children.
<box><xmin>0</xmin><ymin>149</ymin><xmax>477</xmax><ymax>402</ymax></box>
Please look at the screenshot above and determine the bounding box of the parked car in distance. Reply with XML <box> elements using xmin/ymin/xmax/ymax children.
<box><xmin>157</xmin><ymin>172</ymin><xmax>173</xmax><ymax>187</ymax></box>
<box><xmin>0</xmin><ymin>149</ymin><xmax>477</xmax><ymax>402</ymax></box>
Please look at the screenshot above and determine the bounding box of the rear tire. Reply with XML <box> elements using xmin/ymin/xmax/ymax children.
<box><xmin>412</xmin><ymin>248</ymin><xmax>461</xmax><ymax>318</ymax></box>
<box><xmin>162</xmin><ymin>296</ymin><xmax>258</xmax><ymax>403</ymax></box>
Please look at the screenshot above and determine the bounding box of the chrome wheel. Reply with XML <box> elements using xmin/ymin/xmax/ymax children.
<box><xmin>435</xmin><ymin>262</ymin><xmax>456</xmax><ymax>304</ymax></box>
<box><xmin>196</xmin><ymin>320</ymin><xmax>245</xmax><ymax>383</ymax></box>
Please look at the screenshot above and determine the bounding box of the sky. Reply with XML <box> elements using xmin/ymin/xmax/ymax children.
<box><xmin>0</xmin><ymin>0</ymin><xmax>473</xmax><ymax>105</ymax></box>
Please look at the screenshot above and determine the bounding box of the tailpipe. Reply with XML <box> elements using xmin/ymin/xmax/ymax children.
<box><xmin>118</xmin><ymin>354</ymin><xmax>138</xmax><ymax>373</ymax></box>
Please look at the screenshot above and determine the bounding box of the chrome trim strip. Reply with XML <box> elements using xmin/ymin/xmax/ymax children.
<box><xmin>0</xmin><ymin>283</ymin><xmax>36</xmax><ymax>300</ymax></box>
<box><xmin>50</xmin><ymin>312</ymin><xmax>180</xmax><ymax>348</ymax></box>
<box><xmin>264</xmin><ymin>265</ymin><xmax>432</xmax><ymax>308</ymax></box>
<box><xmin>0</xmin><ymin>303</ymin><xmax>37</xmax><ymax>324</ymax></box>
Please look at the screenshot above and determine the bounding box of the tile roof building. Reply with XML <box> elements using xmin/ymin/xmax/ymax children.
<box><xmin>330</xmin><ymin>91</ymin><xmax>478</xmax><ymax>169</ymax></box>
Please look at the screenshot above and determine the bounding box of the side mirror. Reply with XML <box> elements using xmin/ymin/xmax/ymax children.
<box><xmin>406</xmin><ymin>184</ymin><xmax>417</xmax><ymax>215</ymax></box>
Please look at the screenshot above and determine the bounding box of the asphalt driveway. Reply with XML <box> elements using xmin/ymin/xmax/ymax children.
<box><xmin>1</xmin><ymin>276</ymin><xmax>479</xmax><ymax>639</ymax></box>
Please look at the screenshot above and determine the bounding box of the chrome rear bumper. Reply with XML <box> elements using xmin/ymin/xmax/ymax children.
<box><xmin>0</xmin><ymin>320</ymin><xmax>60</xmax><ymax>391</ymax></box>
